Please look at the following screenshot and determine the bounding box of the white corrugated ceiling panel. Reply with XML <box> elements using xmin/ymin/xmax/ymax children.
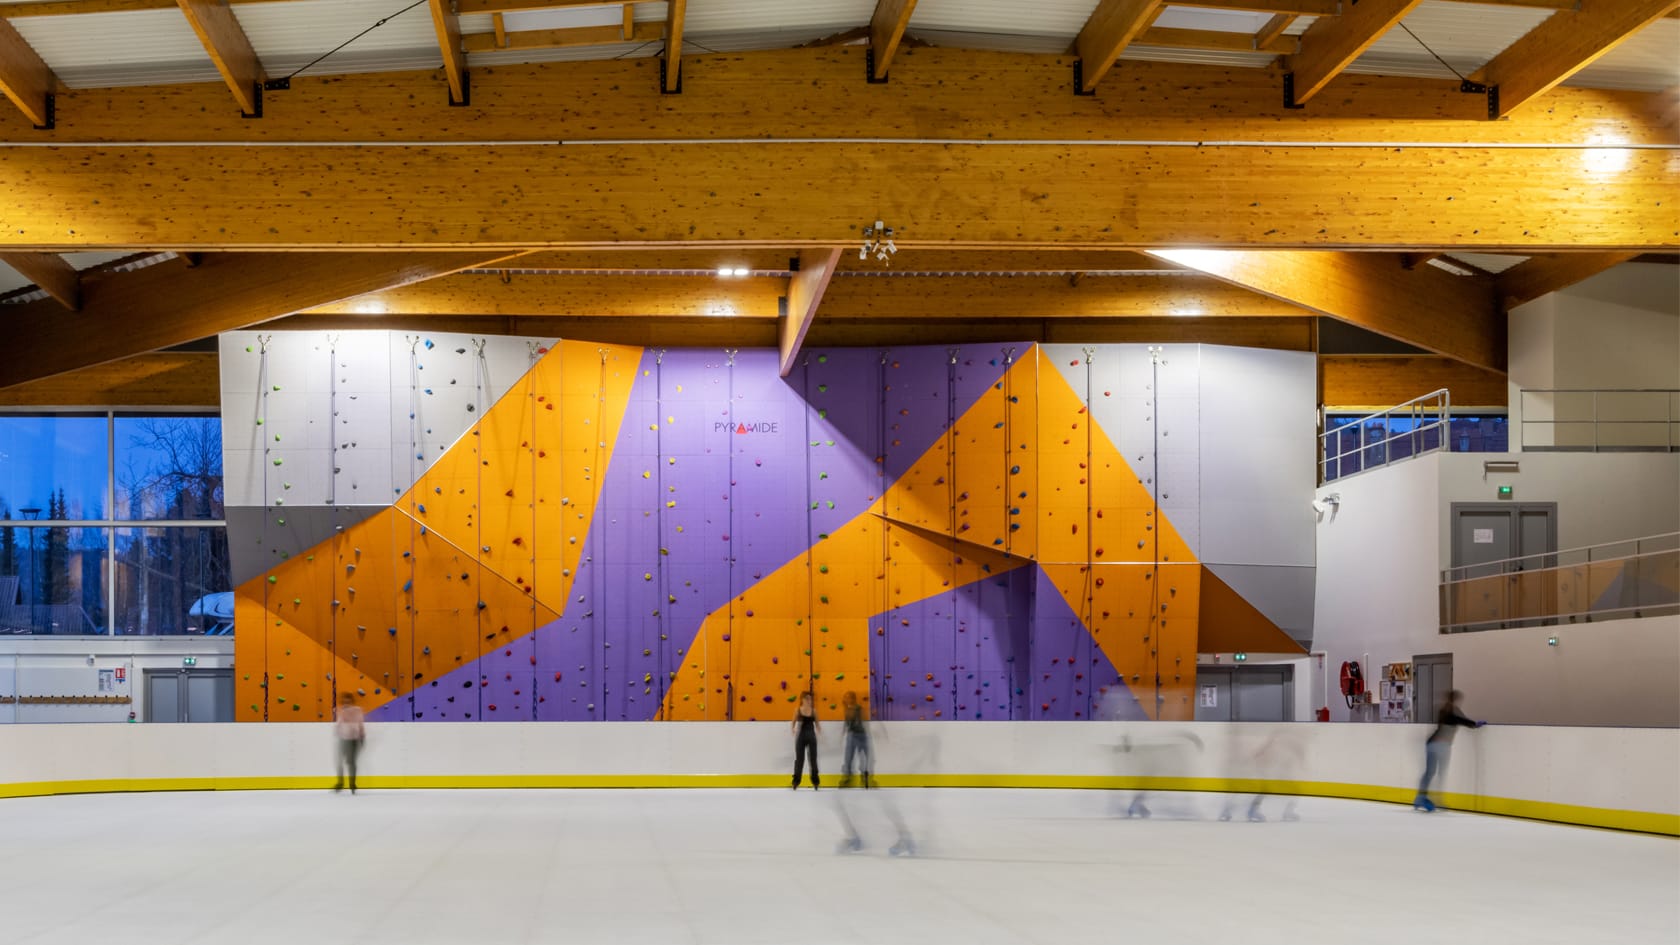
<box><xmin>1566</xmin><ymin>18</ymin><xmax>1680</xmax><ymax>92</ymax></box>
<box><xmin>1123</xmin><ymin>45</ymin><xmax>1280</xmax><ymax>70</ymax></box>
<box><xmin>1344</xmin><ymin>1</ymin><xmax>1552</xmax><ymax>81</ymax></box>
<box><xmin>1448</xmin><ymin>253</ymin><xmax>1528</xmax><ymax>274</ymax></box>
<box><xmin>683</xmin><ymin>0</ymin><xmax>873</xmax><ymax>35</ymax></box>
<box><xmin>236</xmin><ymin>0</ymin><xmax>442</xmax><ymax>79</ymax></box>
<box><xmin>9</xmin><ymin>9</ymin><xmax>218</xmax><ymax>88</ymax></box>
<box><xmin>911</xmin><ymin>0</ymin><xmax>1093</xmax><ymax>39</ymax></box>
<box><xmin>0</xmin><ymin>252</ymin><xmax>142</xmax><ymax>298</ymax></box>
<box><xmin>1153</xmin><ymin>7</ymin><xmax>1276</xmax><ymax>34</ymax></box>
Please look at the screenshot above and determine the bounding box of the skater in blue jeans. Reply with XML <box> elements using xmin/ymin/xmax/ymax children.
<box><xmin>1415</xmin><ymin>690</ymin><xmax>1483</xmax><ymax>811</ymax></box>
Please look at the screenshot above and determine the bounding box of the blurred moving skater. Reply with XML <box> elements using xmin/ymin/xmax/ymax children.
<box><xmin>841</xmin><ymin>690</ymin><xmax>871</xmax><ymax>788</ymax></box>
<box><xmin>791</xmin><ymin>691</ymin><xmax>821</xmax><ymax>790</ymax></box>
<box><xmin>1414</xmin><ymin>689</ymin><xmax>1484</xmax><ymax>812</ymax></box>
<box><xmin>1219</xmin><ymin>730</ymin><xmax>1303</xmax><ymax>823</ymax></box>
<box><xmin>333</xmin><ymin>693</ymin><xmax>366</xmax><ymax>795</ymax></box>
<box><xmin>1113</xmin><ymin>730</ymin><xmax>1204</xmax><ymax>819</ymax></box>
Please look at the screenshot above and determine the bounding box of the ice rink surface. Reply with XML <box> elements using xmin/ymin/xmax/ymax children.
<box><xmin>2</xmin><ymin>788</ymin><xmax>1675</xmax><ymax>945</ymax></box>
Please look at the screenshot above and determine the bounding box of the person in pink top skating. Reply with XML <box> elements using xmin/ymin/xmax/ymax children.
<box><xmin>333</xmin><ymin>693</ymin><xmax>366</xmax><ymax>795</ymax></box>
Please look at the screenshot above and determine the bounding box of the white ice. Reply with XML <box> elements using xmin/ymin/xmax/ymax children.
<box><xmin>1</xmin><ymin>788</ymin><xmax>1674</xmax><ymax>945</ymax></box>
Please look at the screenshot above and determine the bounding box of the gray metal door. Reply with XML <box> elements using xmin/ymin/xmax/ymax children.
<box><xmin>1232</xmin><ymin>667</ymin><xmax>1293</xmax><ymax>722</ymax></box>
<box><xmin>1194</xmin><ymin>668</ymin><xmax>1232</xmax><ymax>722</ymax></box>
<box><xmin>185</xmin><ymin>670</ymin><xmax>234</xmax><ymax>722</ymax></box>
<box><xmin>1450</xmin><ymin>504</ymin><xmax>1558</xmax><ymax>627</ymax></box>
<box><xmin>144</xmin><ymin>670</ymin><xmax>181</xmax><ymax>723</ymax></box>
<box><xmin>1413</xmin><ymin>653</ymin><xmax>1453</xmax><ymax>725</ymax></box>
<box><xmin>144</xmin><ymin>668</ymin><xmax>233</xmax><ymax>722</ymax></box>
<box><xmin>1454</xmin><ymin>508</ymin><xmax>1515</xmax><ymax>579</ymax></box>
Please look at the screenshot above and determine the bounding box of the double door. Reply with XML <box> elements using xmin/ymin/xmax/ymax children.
<box><xmin>144</xmin><ymin>668</ymin><xmax>234</xmax><ymax>722</ymax></box>
<box><xmin>1447</xmin><ymin>503</ymin><xmax>1558</xmax><ymax>628</ymax></box>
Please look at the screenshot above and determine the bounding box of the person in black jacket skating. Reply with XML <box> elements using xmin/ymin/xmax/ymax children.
<box><xmin>1415</xmin><ymin>690</ymin><xmax>1484</xmax><ymax>811</ymax></box>
<box><xmin>791</xmin><ymin>691</ymin><xmax>821</xmax><ymax>790</ymax></box>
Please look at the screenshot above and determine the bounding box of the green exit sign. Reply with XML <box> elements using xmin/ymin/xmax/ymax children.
<box><xmin>182</xmin><ymin>657</ymin><xmax>198</xmax><ymax>667</ymax></box>
<box><xmin>1234</xmin><ymin>652</ymin><xmax>1248</xmax><ymax>663</ymax></box>
<box><xmin>1498</xmin><ymin>485</ymin><xmax>1513</xmax><ymax>499</ymax></box>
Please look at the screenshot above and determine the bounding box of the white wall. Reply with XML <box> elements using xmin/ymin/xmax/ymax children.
<box><xmin>1313</xmin><ymin>453</ymin><xmax>1443</xmax><ymax>720</ymax></box>
<box><xmin>1</xmin><ymin>721</ymin><xmax>1674</xmax><ymax>833</ymax></box>
<box><xmin>1435</xmin><ymin>451</ymin><xmax>1680</xmax><ymax>562</ymax></box>
<box><xmin>0</xmin><ymin>637</ymin><xmax>234</xmax><ymax>724</ymax></box>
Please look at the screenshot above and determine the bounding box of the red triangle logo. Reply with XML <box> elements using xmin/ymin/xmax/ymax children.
<box><xmin>735</xmin><ymin>423</ymin><xmax>748</xmax><ymax>434</ymax></box>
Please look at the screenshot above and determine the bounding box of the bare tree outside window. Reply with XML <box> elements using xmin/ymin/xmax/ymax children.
<box><xmin>114</xmin><ymin>417</ymin><xmax>230</xmax><ymax>636</ymax></box>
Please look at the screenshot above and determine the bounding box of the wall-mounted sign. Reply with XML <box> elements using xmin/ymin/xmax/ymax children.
<box><xmin>1472</xmin><ymin>528</ymin><xmax>1494</xmax><ymax>544</ymax></box>
<box><xmin>1198</xmin><ymin>685</ymin><xmax>1217</xmax><ymax>708</ymax></box>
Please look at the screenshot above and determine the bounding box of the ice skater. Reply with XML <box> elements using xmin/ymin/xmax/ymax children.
<box><xmin>833</xmin><ymin>784</ymin><xmax>916</xmax><ymax>856</ymax></box>
<box><xmin>1219</xmin><ymin>730</ymin><xmax>1302</xmax><ymax>823</ymax></box>
<box><xmin>1414</xmin><ymin>690</ymin><xmax>1484</xmax><ymax>812</ymax></box>
<box><xmin>840</xmin><ymin>690</ymin><xmax>871</xmax><ymax>788</ymax></box>
<box><xmin>791</xmin><ymin>691</ymin><xmax>821</xmax><ymax>790</ymax></box>
<box><xmin>1113</xmin><ymin>729</ymin><xmax>1204</xmax><ymax>819</ymax></box>
<box><xmin>332</xmin><ymin>692</ymin><xmax>366</xmax><ymax>794</ymax></box>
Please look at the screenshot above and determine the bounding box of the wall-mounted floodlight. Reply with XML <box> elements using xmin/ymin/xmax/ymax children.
<box><xmin>1311</xmin><ymin>493</ymin><xmax>1341</xmax><ymax>521</ymax></box>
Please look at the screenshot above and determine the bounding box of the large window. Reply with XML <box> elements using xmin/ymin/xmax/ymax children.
<box><xmin>0</xmin><ymin>412</ymin><xmax>228</xmax><ymax>636</ymax></box>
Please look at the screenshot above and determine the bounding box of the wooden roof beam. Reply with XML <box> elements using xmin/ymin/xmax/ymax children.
<box><xmin>1471</xmin><ymin>0</ymin><xmax>1680</xmax><ymax>118</ymax></box>
<box><xmin>1498</xmin><ymin>252</ymin><xmax>1640</xmax><ymax>309</ymax></box>
<box><xmin>1285</xmin><ymin>0</ymin><xmax>1424</xmax><ymax>106</ymax></box>
<box><xmin>426</xmin><ymin>0</ymin><xmax>468</xmax><ymax>106</ymax></box>
<box><xmin>176</xmin><ymin>0</ymin><xmax>266</xmax><ymax>116</ymax></box>
<box><xmin>1147</xmin><ymin>249</ymin><xmax>1505</xmax><ymax>371</ymax></box>
<box><xmin>869</xmin><ymin>0</ymin><xmax>918</xmax><ymax>81</ymax></box>
<box><xmin>662</xmin><ymin>0</ymin><xmax>685</xmax><ymax>93</ymax></box>
<box><xmin>3</xmin><ymin>50</ymin><xmax>1670</xmax><ymax>145</ymax></box>
<box><xmin>0</xmin><ymin>252</ymin><xmax>79</xmax><ymax>309</ymax></box>
<box><xmin>1254</xmin><ymin>14</ymin><xmax>1297</xmax><ymax>50</ymax></box>
<box><xmin>0</xmin><ymin>250</ymin><xmax>529</xmax><ymax>388</ymax></box>
<box><xmin>2</xmin><ymin>140</ymin><xmax>1671</xmax><ymax>252</ymax></box>
<box><xmin>300</xmin><ymin>271</ymin><xmax>1310</xmax><ymax>320</ymax></box>
<box><xmin>0</xmin><ymin>16</ymin><xmax>54</xmax><ymax>127</ymax></box>
<box><xmin>779</xmin><ymin>248</ymin><xmax>842</xmax><ymax>376</ymax></box>
<box><xmin>1075</xmin><ymin>0</ymin><xmax>1164</xmax><ymax>94</ymax></box>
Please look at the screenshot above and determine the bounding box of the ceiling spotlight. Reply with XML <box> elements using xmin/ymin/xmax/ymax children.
<box><xmin>731</xmin><ymin>267</ymin><xmax>749</xmax><ymax>277</ymax></box>
<box><xmin>716</xmin><ymin>266</ymin><xmax>734</xmax><ymax>277</ymax></box>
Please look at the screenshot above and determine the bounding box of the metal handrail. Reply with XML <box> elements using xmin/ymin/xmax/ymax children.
<box><xmin>1439</xmin><ymin>530</ymin><xmax>1680</xmax><ymax>632</ymax></box>
<box><xmin>1320</xmin><ymin>388</ymin><xmax>1451</xmax><ymax>483</ymax></box>
<box><xmin>1440</xmin><ymin>531</ymin><xmax>1680</xmax><ymax>583</ymax></box>
<box><xmin>1518</xmin><ymin>388</ymin><xmax>1679</xmax><ymax>452</ymax></box>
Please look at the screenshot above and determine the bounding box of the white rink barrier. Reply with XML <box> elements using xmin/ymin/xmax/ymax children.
<box><xmin>1</xmin><ymin>722</ymin><xmax>1674</xmax><ymax>834</ymax></box>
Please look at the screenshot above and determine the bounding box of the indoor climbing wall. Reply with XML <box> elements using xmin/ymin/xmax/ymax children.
<box><xmin>229</xmin><ymin>336</ymin><xmax>1314</xmax><ymax>723</ymax></box>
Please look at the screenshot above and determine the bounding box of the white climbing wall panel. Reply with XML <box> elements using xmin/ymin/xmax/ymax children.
<box><xmin>220</xmin><ymin>331</ymin><xmax>556</xmax><ymax>509</ymax></box>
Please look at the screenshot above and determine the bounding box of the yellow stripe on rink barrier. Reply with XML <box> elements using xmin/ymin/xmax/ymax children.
<box><xmin>2</xmin><ymin>774</ymin><xmax>1674</xmax><ymax>836</ymax></box>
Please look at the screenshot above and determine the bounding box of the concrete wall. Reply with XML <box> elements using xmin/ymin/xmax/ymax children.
<box><xmin>1448</xmin><ymin>615</ymin><xmax>1680</xmax><ymax>727</ymax></box>
<box><xmin>0</xmin><ymin>637</ymin><xmax>235</xmax><ymax>723</ymax></box>
<box><xmin>1508</xmin><ymin>263</ymin><xmax>1680</xmax><ymax>450</ymax></box>
<box><xmin>1</xmin><ymin>721</ymin><xmax>1674</xmax><ymax>834</ymax></box>
<box><xmin>1315</xmin><ymin>450</ymin><xmax>1679</xmax><ymax>727</ymax></box>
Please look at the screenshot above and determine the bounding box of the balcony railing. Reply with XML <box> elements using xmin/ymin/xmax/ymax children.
<box><xmin>1320</xmin><ymin>389</ymin><xmax>1450</xmax><ymax>483</ymax></box>
<box><xmin>1519</xmin><ymin>388</ymin><xmax>1680</xmax><ymax>452</ymax></box>
<box><xmin>1440</xmin><ymin>532</ymin><xmax>1680</xmax><ymax>632</ymax></box>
